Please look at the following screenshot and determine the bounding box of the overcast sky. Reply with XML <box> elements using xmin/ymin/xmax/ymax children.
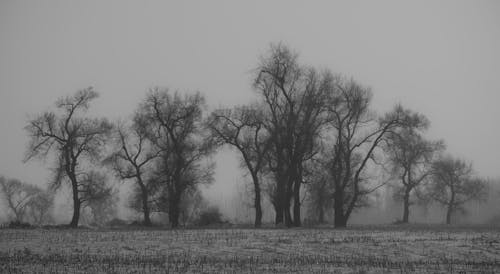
<box><xmin>1</xmin><ymin>1</ymin><xmax>499</xmax><ymax>207</ymax></box>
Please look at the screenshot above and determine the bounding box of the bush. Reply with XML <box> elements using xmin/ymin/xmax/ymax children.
<box><xmin>8</xmin><ymin>221</ymin><xmax>34</xmax><ymax>229</ymax></box>
<box><xmin>105</xmin><ymin>218</ymin><xmax>129</xmax><ymax>227</ymax></box>
<box><xmin>195</xmin><ymin>206</ymin><xmax>224</xmax><ymax>227</ymax></box>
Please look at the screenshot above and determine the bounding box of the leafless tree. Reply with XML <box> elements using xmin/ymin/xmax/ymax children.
<box><xmin>384</xmin><ymin>111</ymin><xmax>444</xmax><ymax>223</ymax></box>
<box><xmin>25</xmin><ymin>190</ymin><xmax>53</xmax><ymax>225</ymax></box>
<box><xmin>104</xmin><ymin>119</ymin><xmax>162</xmax><ymax>226</ymax></box>
<box><xmin>24</xmin><ymin>88</ymin><xmax>113</xmax><ymax>227</ymax></box>
<box><xmin>428</xmin><ymin>156</ymin><xmax>488</xmax><ymax>224</ymax></box>
<box><xmin>0</xmin><ymin>177</ymin><xmax>39</xmax><ymax>222</ymax></box>
<box><xmin>139</xmin><ymin>87</ymin><xmax>215</xmax><ymax>228</ymax></box>
<box><xmin>208</xmin><ymin>104</ymin><xmax>270</xmax><ymax>227</ymax></box>
<box><xmin>82</xmin><ymin>183</ymin><xmax>117</xmax><ymax>227</ymax></box>
<box><xmin>253</xmin><ymin>43</ymin><xmax>329</xmax><ymax>227</ymax></box>
<box><xmin>324</xmin><ymin>76</ymin><xmax>418</xmax><ymax>227</ymax></box>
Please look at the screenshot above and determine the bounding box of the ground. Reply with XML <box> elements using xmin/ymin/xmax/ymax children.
<box><xmin>1</xmin><ymin>225</ymin><xmax>499</xmax><ymax>273</ymax></box>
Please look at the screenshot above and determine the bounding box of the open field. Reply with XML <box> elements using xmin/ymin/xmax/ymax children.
<box><xmin>1</xmin><ymin>225</ymin><xmax>500</xmax><ymax>273</ymax></box>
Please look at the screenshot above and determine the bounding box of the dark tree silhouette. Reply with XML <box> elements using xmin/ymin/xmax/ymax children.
<box><xmin>253</xmin><ymin>43</ymin><xmax>329</xmax><ymax>226</ymax></box>
<box><xmin>0</xmin><ymin>176</ymin><xmax>40</xmax><ymax>222</ymax></box>
<box><xmin>324</xmin><ymin>77</ymin><xmax>417</xmax><ymax>227</ymax></box>
<box><xmin>104</xmin><ymin>119</ymin><xmax>162</xmax><ymax>226</ymax></box>
<box><xmin>24</xmin><ymin>88</ymin><xmax>112</xmax><ymax>227</ymax></box>
<box><xmin>384</xmin><ymin>111</ymin><xmax>444</xmax><ymax>223</ymax></box>
<box><xmin>139</xmin><ymin>87</ymin><xmax>215</xmax><ymax>228</ymax></box>
<box><xmin>429</xmin><ymin>156</ymin><xmax>488</xmax><ymax>224</ymax></box>
<box><xmin>208</xmin><ymin>104</ymin><xmax>270</xmax><ymax>227</ymax></box>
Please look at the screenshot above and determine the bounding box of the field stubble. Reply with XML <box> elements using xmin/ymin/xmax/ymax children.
<box><xmin>0</xmin><ymin>225</ymin><xmax>499</xmax><ymax>273</ymax></box>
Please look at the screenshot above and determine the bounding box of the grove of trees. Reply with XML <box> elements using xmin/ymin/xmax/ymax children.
<box><xmin>0</xmin><ymin>43</ymin><xmax>490</xmax><ymax>228</ymax></box>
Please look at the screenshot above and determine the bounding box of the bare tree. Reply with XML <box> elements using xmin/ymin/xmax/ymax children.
<box><xmin>24</xmin><ymin>88</ymin><xmax>112</xmax><ymax>227</ymax></box>
<box><xmin>25</xmin><ymin>190</ymin><xmax>53</xmax><ymax>225</ymax></box>
<box><xmin>208</xmin><ymin>104</ymin><xmax>270</xmax><ymax>227</ymax></box>
<box><xmin>139</xmin><ymin>87</ymin><xmax>215</xmax><ymax>228</ymax></box>
<box><xmin>384</xmin><ymin>110</ymin><xmax>444</xmax><ymax>223</ymax></box>
<box><xmin>429</xmin><ymin>156</ymin><xmax>488</xmax><ymax>224</ymax></box>
<box><xmin>0</xmin><ymin>177</ymin><xmax>39</xmax><ymax>222</ymax></box>
<box><xmin>253</xmin><ymin>43</ymin><xmax>329</xmax><ymax>227</ymax></box>
<box><xmin>324</xmin><ymin>76</ymin><xmax>418</xmax><ymax>227</ymax></box>
<box><xmin>82</xmin><ymin>184</ymin><xmax>117</xmax><ymax>227</ymax></box>
<box><xmin>104</xmin><ymin>119</ymin><xmax>162</xmax><ymax>226</ymax></box>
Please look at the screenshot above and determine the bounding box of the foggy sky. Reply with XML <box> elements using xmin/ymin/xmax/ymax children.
<box><xmin>1</xmin><ymin>1</ymin><xmax>499</xmax><ymax>217</ymax></box>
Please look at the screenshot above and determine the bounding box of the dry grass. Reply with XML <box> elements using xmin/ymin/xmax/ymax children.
<box><xmin>1</xmin><ymin>225</ymin><xmax>499</xmax><ymax>273</ymax></box>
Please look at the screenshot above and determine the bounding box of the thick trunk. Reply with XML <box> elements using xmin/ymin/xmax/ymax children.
<box><xmin>293</xmin><ymin>179</ymin><xmax>301</xmax><ymax>227</ymax></box>
<box><xmin>169</xmin><ymin>193</ymin><xmax>181</xmax><ymax>228</ymax></box>
<box><xmin>446</xmin><ymin>191</ymin><xmax>455</xmax><ymax>225</ymax></box>
<box><xmin>402</xmin><ymin>188</ymin><xmax>411</xmax><ymax>223</ymax></box>
<box><xmin>334</xmin><ymin>184</ymin><xmax>347</xmax><ymax>228</ymax></box>
<box><xmin>284</xmin><ymin>182</ymin><xmax>293</xmax><ymax>227</ymax></box>
<box><xmin>275</xmin><ymin>174</ymin><xmax>285</xmax><ymax>225</ymax></box>
<box><xmin>284</xmin><ymin>199</ymin><xmax>292</xmax><ymax>227</ymax></box>
<box><xmin>446</xmin><ymin>204</ymin><xmax>453</xmax><ymax>225</ymax></box>
<box><xmin>69</xmin><ymin>179</ymin><xmax>80</xmax><ymax>228</ymax></box>
<box><xmin>139</xmin><ymin>180</ymin><xmax>152</xmax><ymax>226</ymax></box>
<box><xmin>252</xmin><ymin>174</ymin><xmax>262</xmax><ymax>228</ymax></box>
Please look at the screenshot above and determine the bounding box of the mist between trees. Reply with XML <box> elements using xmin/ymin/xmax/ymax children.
<box><xmin>2</xmin><ymin>43</ymin><xmax>497</xmax><ymax>229</ymax></box>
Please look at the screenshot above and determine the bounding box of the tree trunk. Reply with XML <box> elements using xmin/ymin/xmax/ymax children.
<box><xmin>334</xmin><ymin>183</ymin><xmax>347</xmax><ymax>228</ymax></box>
<box><xmin>446</xmin><ymin>204</ymin><xmax>453</xmax><ymax>225</ymax></box>
<box><xmin>293</xmin><ymin>179</ymin><xmax>301</xmax><ymax>227</ymax></box>
<box><xmin>139</xmin><ymin>180</ymin><xmax>152</xmax><ymax>226</ymax></box>
<box><xmin>446</xmin><ymin>191</ymin><xmax>455</xmax><ymax>225</ymax></box>
<box><xmin>252</xmin><ymin>174</ymin><xmax>262</xmax><ymax>228</ymax></box>
<box><xmin>169</xmin><ymin>196</ymin><xmax>180</xmax><ymax>228</ymax></box>
<box><xmin>402</xmin><ymin>187</ymin><xmax>411</xmax><ymax>223</ymax></box>
<box><xmin>275</xmin><ymin>174</ymin><xmax>285</xmax><ymax>225</ymax></box>
<box><xmin>284</xmin><ymin>182</ymin><xmax>293</xmax><ymax>227</ymax></box>
<box><xmin>69</xmin><ymin>180</ymin><xmax>80</xmax><ymax>228</ymax></box>
<box><xmin>284</xmin><ymin>201</ymin><xmax>292</xmax><ymax>227</ymax></box>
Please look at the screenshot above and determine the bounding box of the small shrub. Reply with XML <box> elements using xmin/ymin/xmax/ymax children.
<box><xmin>195</xmin><ymin>206</ymin><xmax>224</xmax><ymax>227</ymax></box>
<box><xmin>105</xmin><ymin>218</ymin><xmax>128</xmax><ymax>227</ymax></box>
<box><xmin>8</xmin><ymin>221</ymin><xmax>34</xmax><ymax>229</ymax></box>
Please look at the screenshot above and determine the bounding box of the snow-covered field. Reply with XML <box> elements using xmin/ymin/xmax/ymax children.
<box><xmin>1</xmin><ymin>225</ymin><xmax>499</xmax><ymax>273</ymax></box>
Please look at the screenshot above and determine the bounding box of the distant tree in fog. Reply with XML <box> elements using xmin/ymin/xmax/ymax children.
<box><xmin>82</xmin><ymin>184</ymin><xmax>117</xmax><ymax>227</ymax></box>
<box><xmin>429</xmin><ymin>156</ymin><xmax>488</xmax><ymax>224</ymax></box>
<box><xmin>383</xmin><ymin>110</ymin><xmax>444</xmax><ymax>223</ymax></box>
<box><xmin>323</xmin><ymin>76</ymin><xmax>416</xmax><ymax>228</ymax></box>
<box><xmin>208</xmin><ymin>104</ymin><xmax>270</xmax><ymax>227</ymax></box>
<box><xmin>26</xmin><ymin>190</ymin><xmax>53</xmax><ymax>225</ymax></box>
<box><xmin>0</xmin><ymin>177</ymin><xmax>38</xmax><ymax>222</ymax></box>
<box><xmin>24</xmin><ymin>88</ymin><xmax>113</xmax><ymax>227</ymax></box>
<box><xmin>0</xmin><ymin>176</ymin><xmax>53</xmax><ymax>225</ymax></box>
<box><xmin>104</xmin><ymin>119</ymin><xmax>162</xmax><ymax>226</ymax></box>
<box><xmin>138</xmin><ymin>88</ymin><xmax>215</xmax><ymax>228</ymax></box>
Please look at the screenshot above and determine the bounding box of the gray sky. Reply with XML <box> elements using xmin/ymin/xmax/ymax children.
<box><xmin>1</xmin><ymin>1</ymin><xmax>499</xmax><ymax>208</ymax></box>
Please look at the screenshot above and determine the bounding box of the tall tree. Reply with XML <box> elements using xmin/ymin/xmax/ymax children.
<box><xmin>104</xmin><ymin>118</ymin><xmax>162</xmax><ymax>226</ymax></box>
<box><xmin>325</xmin><ymin>77</ymin><xmax>416</xmax><ymax>227</ymax></box>
<box><xmin>384</xmin><ymin>111</ymin><xmax>444</xmax><ymax>223</ymax></box>
<box><xmin>253</xmin><ymin>43</ymin><xmax>328</xmax><ymax>226</ymax></box>
<box><xmin>208</xmin><ymin>104</ymin><xmax>270</xmax><ymax>227</ymax></box>
<box><xmin>429</xmin><ymin>156</ymin><xmax>488</xmax><ymax>224</ymax></box>
<box><xmin>139</xmin><ymin>87</ymin><xmax>215</xmax><ymax>228</ymax></box>
<box><xmin>24</xmin><ymin>88</ymin><xmax>112</xmax><ymax>227</ymax></box>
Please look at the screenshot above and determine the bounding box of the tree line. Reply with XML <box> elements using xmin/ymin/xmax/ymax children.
<box><xmin>5</xmin><ymin>43</ymin><xmax>488</xmax><ymax>228</ymax></box>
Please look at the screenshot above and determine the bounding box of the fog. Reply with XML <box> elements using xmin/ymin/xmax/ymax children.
<box><xmin>0</xmin><ymin>1</ymin><xmax>499</xmax><ymax>225</ymax></box>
